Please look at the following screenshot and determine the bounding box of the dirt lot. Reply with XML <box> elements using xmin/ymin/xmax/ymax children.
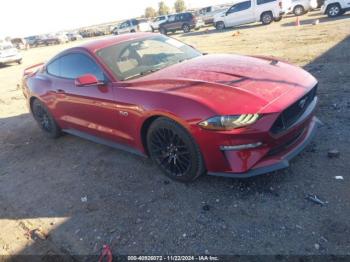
<box><xmin>0</xmin><ymin>12</ymin><xmax>350</xmax><ymax>259</ymax></box>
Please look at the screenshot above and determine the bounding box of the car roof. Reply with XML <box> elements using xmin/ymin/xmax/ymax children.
<box><xmin>77</xmin><ymin>32</ymin><xmax>155</xmax><ymax>53</ymax></box>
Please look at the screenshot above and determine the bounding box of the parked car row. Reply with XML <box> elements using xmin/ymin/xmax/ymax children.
<box><xmin>204</xmin><ymin>0</ymin><xmax>346</xmax><ymax>31</ymax></box>
<box><xmin>111</xmin><ymin>12</ymin><xmax>205</xmax><ymax>36</ymax></box>
<box><xmin>24</xmin><ymin>32</ymin><xmax>83</xmax><ymax>48</ymax></box>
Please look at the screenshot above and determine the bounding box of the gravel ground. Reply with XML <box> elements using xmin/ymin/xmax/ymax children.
<box><xmin>0</xmin><ymin>11</ymin><xmax>349</xmax><ymax>258</ymax></box>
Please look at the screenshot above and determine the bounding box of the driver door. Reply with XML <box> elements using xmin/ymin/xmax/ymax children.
<box><xmin>224</xmin><ymin>1</ymin><xmax>254</xmax><ymax>26</ymax></box>
<box><xmin>47</xmin><ymin>52</ymin><xmax>124</xmax><ymax>143</ymax></box>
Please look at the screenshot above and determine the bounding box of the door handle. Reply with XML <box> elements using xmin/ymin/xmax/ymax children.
<box><xmin>56</xmin><ymin>89</ymin><xmax>65</xmax><ymax>93</ymax></box>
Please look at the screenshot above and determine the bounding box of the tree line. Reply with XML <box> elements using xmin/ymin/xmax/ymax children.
<box><xmin>145</xmin><ymin>0</ymin><xmax>186</xmax><ymax>18</ymax></box>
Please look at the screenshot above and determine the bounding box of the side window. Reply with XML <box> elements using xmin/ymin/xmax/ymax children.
<box><xmin>185</xmin><ymin>13</ymin><xmax>192</xmax><ymax>20</ymax></box>
<box><xmin>46</xmin><ymin>58</ymin><xmax>61</xmax><ymax>77</ymax></box>
<box><xmin>60</xmin><ymin>53</ymin><xmax>105</xmax><ymax>81</ymax></box>
<box><xmin>120</xmin><ymin>21</ymin><xmax>130</xmax><ymax>28</ymax></box>
<box><xmin>227</xmin><ymin>5</ymin><xmax>236</xmax><ymax>14</ymax></box>
<box><xmin>175</xmin><ymin>14</ymin><xmax>182</xmax><ymax>21</ymax></box>
<box><xmin>168</xmin><ymin>15</ymin><xmax>175</xmax><ymax>22</ymax></box>
<box><xmin>257</xmin><ymin>0</ymin><xmax>276</xmax><ymax>4</ymax></box>
<box><xmin>228</xmin><ymin>1</ymin><xmax>251</xmax><ymax>13</ymax></box>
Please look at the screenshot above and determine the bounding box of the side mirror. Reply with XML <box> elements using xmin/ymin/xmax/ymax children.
<box><xmin>75</xmin><ymin>74</ymin><xmax>102</xmax><ymax>87</ymax></box>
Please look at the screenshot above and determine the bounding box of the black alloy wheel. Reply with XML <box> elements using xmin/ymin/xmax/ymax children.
<box><xmin>147</xmin><ymin>118</ymin><xmax>205</xmax><ymax>182</ymax></box>
<box><xmin>32</xmin><ymin>99</ymin><xmax>61</xmax><ymax>138</ymax></box>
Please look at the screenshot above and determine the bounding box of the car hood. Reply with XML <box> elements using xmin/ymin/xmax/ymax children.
<box><xmin>124</xmin><ymin>54</ymin><xmax>317</xmax><ymax>115</ymax></box>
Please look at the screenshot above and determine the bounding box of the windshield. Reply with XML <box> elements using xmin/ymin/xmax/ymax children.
<box><xmin>96</xmin><ymin>35</ymin><xmax>201</xmax><ymax>81</ymax></box>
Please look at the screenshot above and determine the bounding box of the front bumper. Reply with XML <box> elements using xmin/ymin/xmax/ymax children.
<box><xmin>0</xmin><ymin>53</ymin><xmax>22</xmax><ymax>64</ymax></box>
<box><xmin>208</xmin><ymin>116</ymin><xmax>320</xmax><ymax>178</ymax></box>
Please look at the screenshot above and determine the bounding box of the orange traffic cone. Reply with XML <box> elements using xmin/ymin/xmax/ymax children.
<box><xmin>295</xmin><ymin>16</ymin><xmax>300</xmax><ymax>27</ymax></box>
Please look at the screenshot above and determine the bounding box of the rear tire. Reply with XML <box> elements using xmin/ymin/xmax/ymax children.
<box><xmin>215</xmin><ymin>21</ymin><xmax>225</xmax><ymax>30</ymax></box>
<box><xmin>274</xmin><ymin>16</ymin><xmax>283</xmax><ymax>22</ymax></box>
<box><xmin>261</xmin><ymin>12</ymin><xmax>273</xmax><ymax>25</ymax></box>
<box><xmin>159</xmin><ymin>27</ymin><xmax>167</xmax><ymax>35</ymax></box>
<box><xmin>147</xmin><ymin>117</ymin><xmax>205</xmax><ymax>182</ymax></box>
<box><xmin>293</xmin><ymin>5</ymin><xmax>305</xmax><ymax>16</ymax></box>
<box><xmin>327</xmin><ymin>4</ymin><xmax>341</xmax><ymax>17</ymax></box>
<box><xmin>182</xmin><ymin>23</ymin><xmax>191</xmax><ymax>33</ymax></box>
<box><xmin>32</xmin><ymin>99</ymin><xmax>61</xmax><ymax>138</ymax></box>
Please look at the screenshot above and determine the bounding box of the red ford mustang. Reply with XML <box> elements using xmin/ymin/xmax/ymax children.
<box><xmin>22</xmin><ymin>33</ymin><xmax>319</xmax><ymax>182</ymax></box>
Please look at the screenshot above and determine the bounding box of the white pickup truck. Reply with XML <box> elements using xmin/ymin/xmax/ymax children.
<box><xmin>214</xmin><ymin>0</ymin><xmax>283</xmax><ymax>30</ymax></box>
<box><xmin>321</xmin><ymin>0</ymin><xmax>350</xmax><ymax>17</ymax></box>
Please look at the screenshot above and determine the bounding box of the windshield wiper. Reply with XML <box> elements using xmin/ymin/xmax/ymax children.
<box><xmin>140</xmin><ymin>67</ymin><xmax>162</xmax><ymax>76</ymax></box>
<box><xmin>123</xmin><ymin>67</ymin><xmax>163</xmax><ymax>81</ymax></box>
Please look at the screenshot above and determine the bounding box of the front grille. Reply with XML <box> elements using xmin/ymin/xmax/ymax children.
<box><xmin>267</xmin><ymin>128</ymin><xmax>305</xmax><ymax>156</ymax></box>
<box><xmin>271</xmin><ymin>85</ymin><xmax>317</xmax><ymax>134</ymax></box>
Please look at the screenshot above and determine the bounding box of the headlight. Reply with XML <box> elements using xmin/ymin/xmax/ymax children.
<box><xmin>198</xmin><ymin>114</ymin><xmax>260</xmax><ymax>130</ymax></box>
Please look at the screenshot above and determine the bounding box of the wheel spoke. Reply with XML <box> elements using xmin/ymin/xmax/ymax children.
<box><xmin>150</xmin><ymin>126</ymin><xmax>191</xmax><ymax>177</ymax></box>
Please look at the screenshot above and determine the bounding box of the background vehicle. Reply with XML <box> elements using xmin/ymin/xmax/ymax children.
<box><xmin>282</xmin><ymin>0</ymin><xmax>318</xmax><ymax>16</ymax></box>
<box><xmin>198</xmin><ymin>5</ymin><xmax>232</xmax><ymax>24</ymax></box>
<box><xmin>321</xmin><ymin>0</ymin><xmax>350</xmax><ymax>16</ymax></box>
<box><xmin>11</xmin><ymin>38</ymin><xmax>28</xmax><ymax>50</ymax></box>
<box><xmin>0</xmin><ymin>42</ymin><xmax>22</xmax><ymax>65</ymax></box>
<box><xmin>113</xmin><ymin>19</ymin><xmax>152</xmax><ymax>34</ymax></box>
<box><xmin>214</xmin><ymin>0</ymin><xmax>283</xmax><ymax>30</ymax></box>
<box><xmin>159</xmin><ymin>12</ymin><xmax>204</xmax><ymax>34</ymax></box>
<box><xmin>67</xmin><ymin>33</ymin><xmax>83</xmax><ymax>41</ymax></box>
<box><xmin>25</xmin><ymin>36</ymin><xmax>40</xmax><ymax>47</ymax></box>
<box><xmin>56</xmin><ymin>33</ymin><xmax>69</xmax><ymax>44</ymax></box>
<box><xmin>151</xmin><ymin>15</ymin><xmax>168</xmax><ymax>31</ymax></box>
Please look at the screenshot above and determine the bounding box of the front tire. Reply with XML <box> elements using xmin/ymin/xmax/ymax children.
<box><xmin>293</xmin><ymin>5</ymin><xmax>305</xmax><ymax>16</ymax></box>
<box><xmin>147</xmin><ymin>117</ymin><xmax>205</xmax><ymax>182</ymax></box>
<box><xmin>261</xmin><ymin>12</ymin><xmax>273</xmax><ymax>25</ymax></box>
<box><xmin>274</xmin><ymin>16</ymin><xmax>282</xmax><ymax>22</ymax></box>
<box><xmin>327</xmin><ymin>4</ymin><xmax>341</xmax><ymax>17</ymax></box>
<box><xmin>32</xmin><ymin>99</ymin><xmax>61</xmax><ymax>138</ymax></box>
<box><xmin>159</xmin><ymin>27</ymin><xmax>167</xmax><ymax>35</ymax></box>
<box><xmin>215</xmin><ymin>21</ymin><xmax>225</xmax><ymax>30</ymax></box>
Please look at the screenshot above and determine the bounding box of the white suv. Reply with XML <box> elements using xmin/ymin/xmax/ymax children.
<box><xmin>282</xmin><ymin>0</ymin><xmax>318</xmax><ymax>16</ymax></box>
<box><xmin>214</xmin><ymin>0</ymin><xmax>283</xmax><ymax>30</ymax></box>
<box><xmin>321</xmin><ymin>0</ymin><xmax>350</xmax><ymax>17</ymax></box>
<box><xmin>113</xmin><ymin>19</ymin><xmax>152</xmax><ymax>35</ymax></box>
<box><xmin>0</xmin><ymin>42</ymin><xmax>22</xmax><ymax>65</ymax></box>
<box><xmin>151</xmin><ymin>16</ymin><xmax>168</xmax><ymax>31</ymax></box>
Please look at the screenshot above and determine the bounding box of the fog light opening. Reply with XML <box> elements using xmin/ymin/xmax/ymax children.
<box><xmin>220</xmin><ymin>142</ymin><xmax>263</xmax><ymax>151</ymax></box>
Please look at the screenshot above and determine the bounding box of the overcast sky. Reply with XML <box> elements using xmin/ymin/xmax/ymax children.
<box><xmin>0</xmin><ymin>0</ymin><xmax>229</xmax><ymax>38</ymax></box>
